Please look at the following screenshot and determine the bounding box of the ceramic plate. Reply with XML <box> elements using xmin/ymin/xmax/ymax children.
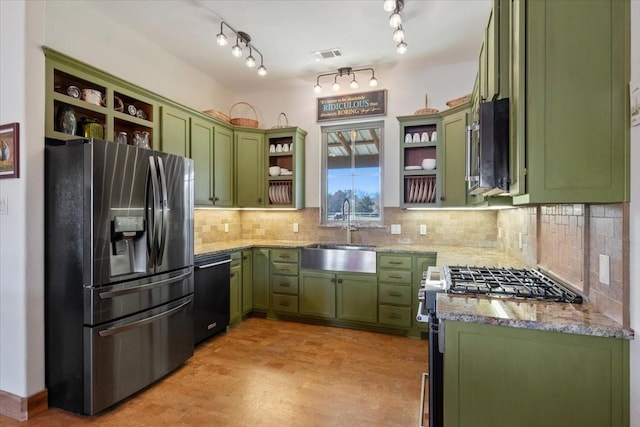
<box><xmin>405</xmin><ymin>165</ymin><xmax>422</xmax><ymax>171</ymax></box>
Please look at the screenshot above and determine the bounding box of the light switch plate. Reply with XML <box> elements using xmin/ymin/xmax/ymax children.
<box><xmin>293</xmin><ymin>223</ymin><xmax>299</xmax><ymax>233</ymax></box>
<box><xmin>419</xmin><ymin>224</ymin><xmax>427</xmax><ymax>235</ymax></box>
<box><xmin>599</xmin><ymin>254</ymin><xmax>610</xmax><ymax>286</ymax></box>
<box><xmin>391</xmin><ymin>224</ymin><xmax>401</xmax><ymax>235</ymax></box>
<box><xmin>224</xmin><ymin>223</ymin><xmax>229</xmax><ymax>233</ymax></box>
<box><xmin>518</xmin><ymin>233</ymin><xmax>523</xmax><ymax>249</ymax></box>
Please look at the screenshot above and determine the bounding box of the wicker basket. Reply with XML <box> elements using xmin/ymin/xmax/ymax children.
<box><xmin>414</xmin><ymin>94</ymin><xmax>439</xmax><ymax>115</ymax></box>
<box><xmin>446</xmin><ymin>94</ymin><xmax>472</xmax><ymax>108</ymax></box>
<box><xmin>203</xmin><ymin>109</ymin><xmax>231</xmax><ymax>123</ymax></box>
<box><xmin>229</xmin><ymin>102</ymin><xmax>259</xmax><ymax>128</ymax></box>
<box><xmin>271</xmin><ymin>112</ymin><xmax>289</xmax><ymax>129</ymax></box>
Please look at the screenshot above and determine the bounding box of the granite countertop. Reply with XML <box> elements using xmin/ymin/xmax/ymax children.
<box><xmin>437</xmin><ymin>293</ymin><xmax>634</xmax><ymax>339</ymax></box>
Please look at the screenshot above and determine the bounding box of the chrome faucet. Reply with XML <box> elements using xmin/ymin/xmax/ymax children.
<box><xmin>342</xmin><ymin>198</ymin><xmax>357</xmax><ymax>244</ymax></box>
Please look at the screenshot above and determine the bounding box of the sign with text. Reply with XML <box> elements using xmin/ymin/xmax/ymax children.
<box><xmin>317</xmin><ymin>90</ymin><xmax>387</xmax><ymax>122</ymax></box>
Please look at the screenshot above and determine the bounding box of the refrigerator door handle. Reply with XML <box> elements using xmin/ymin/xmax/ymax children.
<box><xmin>98</xmin><ymin>270</ymin><xmax>192</xmax><ymax>299</ymax></box>
<box><xmin>156</xmin><ymin>157</ymin><xmax>168</xmax><ymax>265</ymax></box>
<box><xmin>98</xmin><ymin>299</ymin><xmax>191</xmax><ymax>337</ymax></box>
<box><xmin>147</xmin><ymin>156</ymin><xmax>161</xmax><ymax>267</ymax></box>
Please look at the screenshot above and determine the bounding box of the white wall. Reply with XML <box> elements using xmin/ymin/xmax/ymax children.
<box><xmin>244</xmin><ymin>59</ymin><xmax>477</xmax><ymax>207</ymax></box>
<box><xmin>629</xmin><ymin>1</ymin><xmax>640</xmax><ymax>420</ymax></box>
<box><xmin>0</xmin><ymin>0</ymin><xmax>46</xmax><ymax>397</ymax></box>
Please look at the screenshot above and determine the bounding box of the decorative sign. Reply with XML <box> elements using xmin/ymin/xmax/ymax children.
<box><xmin>0</xmin><ymin>122</ymin><xmax>19</xmax><ymax>179</ymax></box>
<box><xmin>317</xmin><ymin>90</ymin><xmax>387</xmax><ymax>122</ymax></box>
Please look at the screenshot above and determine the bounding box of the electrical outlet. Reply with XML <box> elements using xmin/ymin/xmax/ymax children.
<box><xmin>518</xmin><ymin>233</ymin><xmax>523</xmax><ymax>249</ymax></box>
<box><xmin>419</xmin><ymin>224</ymin><xmax>427</xmax><ymax>235</ymax></box>
<box><xmin>293</xmin><ymin>223</ymin><xmax>299</xmax><ymax>233</ymax></box>
<box><xmin>599</xmin><ymin>254</ymin><xmax>610</xmax><ymax>286</ymax></box>
<box><xmin>224</xmin><ymin>223</ymin><xmax>229</xmax><ymax>233</ymax></box>
<box><xmin>390</xmin><ymin>224</ymin><xmax>401</xmax><ymax>235</ymax></box>
<box><xmin>498</xmin><ymin>227</ymin><xmax>502</xmax><ymax>239</ymax></box>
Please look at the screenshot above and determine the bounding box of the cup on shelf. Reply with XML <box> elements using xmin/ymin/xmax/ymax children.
<box><xmin>431</xmin><ymin>131</ymin><xmax>437</xmax><ymax>142</ymax></box>
<box><xmin>413</xmin><ymin>133</ymin><xmax>421</xmax><ymax>143</ymax></box>
<box><xmin>82</xmin><ymin>89</ymin><xmax>102</xmax><ymax>106</ymax></box>
<box><xmin>270</xmin><ymin>145</ymin><xmax>276</xmax><ymax>153</ymax></box>
<box><xmin>405</xmin><ymin>134</ymin><xmax>413</xmax><ymax>143</ymax></box>
<box><xmin>275</xmin><ymin>144</ymin><xmax>283</xmax><ymax>152</ymax></box>
<box><xmin>115</xmin><ymin>131</ymin><xmax>128</xmax><ymax>145</ymax></box>
<box><xmin>269</xmin><ymin>166</ymin><xmax>281</xmax><ymax>176</ymax></box>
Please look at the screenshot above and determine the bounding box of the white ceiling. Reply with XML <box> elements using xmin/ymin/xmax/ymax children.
<box><xmin>85</xmin><ymin>0</ymin><xmax>491</xmax><ymax>93</ymax></box>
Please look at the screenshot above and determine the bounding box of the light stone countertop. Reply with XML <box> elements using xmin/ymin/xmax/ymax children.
<box><xmin>193</xmin><ymin>240</ymin><xmax>633</xmax><ymax>339</ymax></box>
<box><xmin>437</xmin><ymin>293</ymin><xmax>634</xmax><ymax>339</ymax></box>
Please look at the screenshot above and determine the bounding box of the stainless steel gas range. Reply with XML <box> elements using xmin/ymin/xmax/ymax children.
<box><xmin>416</xmin><ymin>265</ymin><xmax>583</xmax><ymax>427</ymax></box>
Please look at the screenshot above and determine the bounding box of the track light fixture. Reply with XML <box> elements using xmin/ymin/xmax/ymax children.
<box><xmin>384</xmin><ymin>0</ymin><xmax>407</xmax><ymax>54</ymax></box>
<box><xmin>314</xmin><ymin>67</ymin><xmax>378</xmax><ymax>94</ymax></box>
<box><xmin>216</xmin><ymin>21</ymin><xmax>267</xmax><ymax>77</ymax></box>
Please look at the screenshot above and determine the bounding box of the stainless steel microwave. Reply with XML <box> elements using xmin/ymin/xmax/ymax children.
<box><xmin>466</xmin><ymin>98</ymin><xmax>510</xmax><ymax>196</ymax></box>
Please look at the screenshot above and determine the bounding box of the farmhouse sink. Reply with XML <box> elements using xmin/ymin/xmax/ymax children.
<box><xmin>300</xmin><ymin>243</ymin><xmax>376</xmax><ymax>274</ymax></box>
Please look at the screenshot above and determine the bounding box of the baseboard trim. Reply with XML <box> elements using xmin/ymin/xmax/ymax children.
<box><xmin>0</xmin><ymin>389</ymin><xmax>48</xmax><ymax>421</ymax></box>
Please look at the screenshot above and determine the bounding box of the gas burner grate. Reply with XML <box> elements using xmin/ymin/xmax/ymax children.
<box><xmin>444</xmin><ymin>266</ymin><xmax>583</xmax><ymax>304</ymax></box>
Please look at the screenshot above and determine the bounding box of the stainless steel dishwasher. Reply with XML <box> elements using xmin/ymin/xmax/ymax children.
<box><xmin>193</xmin><ymin>253</ymin><xmax>231</xmax><ymax>344</ymax></box>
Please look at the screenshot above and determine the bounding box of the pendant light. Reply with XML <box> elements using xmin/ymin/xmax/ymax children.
<box><xmin>216</xmin><ymin>21</ymin><xmax>267</xmax><ymax>77</ymax></box>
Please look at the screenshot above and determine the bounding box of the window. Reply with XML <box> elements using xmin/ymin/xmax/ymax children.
<box><xmin>321</xmin><ymin>121</ymin><xmax>383</xmax><ymax>225</ymax></box>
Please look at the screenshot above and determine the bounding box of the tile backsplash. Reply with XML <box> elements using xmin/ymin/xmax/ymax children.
<box><xmin>497</xmin><ymin>204</ymin><xmax>628</xmax><ymax>326</ymax></box>
<box><xmin>195</xmin><ymin>208</ymin><xmax>498</xmax><ymax>248</ymax></box>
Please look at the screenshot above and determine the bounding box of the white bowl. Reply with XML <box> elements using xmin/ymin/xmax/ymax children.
<box><xmin>269</xmin><ymin>166</ymin><xmax>281</xmax><ymax>176</ymax></box>
<box><xmin>422</xmin><ymin>159</ymin><xmax>436</xmax><ymax>170</ymax></box>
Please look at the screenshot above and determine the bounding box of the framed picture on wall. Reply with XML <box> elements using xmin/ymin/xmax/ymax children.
<box><xmin>0</xmin><ymin>122</ymin><xmax>19</xmax><ymax>179</ymax></box>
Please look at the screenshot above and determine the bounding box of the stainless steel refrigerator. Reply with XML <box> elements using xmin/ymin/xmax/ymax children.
<box><xmin>45</xmin><ymin>138</ymin><xmax>194</xmax><ymax>415</ymax></box>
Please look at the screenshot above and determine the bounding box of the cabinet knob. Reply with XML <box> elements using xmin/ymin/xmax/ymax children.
<box><xmin>214</xmin><ymin>196</ymin><xmax>219</xmax><ymax>201</ymax></box>
<box><xmin>258</xmin><ymin>198</ymin><xmax>262</xmax><ymax>203</ymax></box>
<box><xmin>337</xmin><ymin>278</ymin><xmax>343</xmax><ymax>284</ymax></box>
<box><xmin>209</xmin><ymin>196</ymin><xmax>214</xmax><ymax>201</ymax></box>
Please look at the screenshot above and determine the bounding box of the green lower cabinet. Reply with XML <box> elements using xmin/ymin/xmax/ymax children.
<box><xmin>229</xmin><ymin>255</ymin><xmax>242</xmax><ymax>324</ymax></box>
<box><xmin>241</xmin><ymin>250</ymin><xmax>253</xmax><ymax>315</ymax></box>
<box><xmin>271</xmin><ymin>294</ymin><xmax>298</xmax><ymax>314</ymax></box>
<box><xmin>299</xmin><ymin>271</ymin><xmax>336</xmax><ymax>318</ymax></box>
<box><xmin>444</xmin><ymin>321</ymin><xmax>630</xmax><ymax>427</ymax></box>
<box><xmin>252</xmin><ymin>248</ymin><xmax>270</xmax><ymax>312</ymax></box>
<box><xmin>337</xmin><ymin>273</ymin><xmax>378</xmax><ymax>324</ymax></box>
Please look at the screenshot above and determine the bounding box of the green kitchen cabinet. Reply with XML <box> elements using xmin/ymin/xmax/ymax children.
<box><xmin>439</xmin><ymin>104</ymin><xmax>470</xmax><ymax>207</ymax></box>
<box><xmin>337</xmin><ymin>273</ymin><xmax>378</xmax><ymax>324</ymax></box>
<box><xmin>509</xmin><ymin>0</ymin><xmax>630</xmax><ymax>204</ymax></box>
<box><xmin>160</xmin><ymin>104</ymin><xmax>190</xmax><ymax>157</ymax></box>
<box><xmin>265</xmin><ymin>127</ymin><xmax>307</xmax><ymax>209</ymax></box>
<box><xmin>252</xmin><ymin>248</ymin><xmax>270</xmax><ymax>312</ymax></box>
<box><xmin>398</xmin><ymin>114</ymin><xmax>441</xmax><ymax>207</ymax></box>
<box><xmin>482</xmin><ymin>0</ymin><xmax>510</xmax><ymax>101</ymax></box>
<box><xmin>229</xmin><ymin>253</ymin><xmax>242</xmax><ymax>324</ymax></box>
<box><xmin>444</xmin><ymin>321</ymin><xmax>630</xmax><ymax>427</ymax></box>
<box><xmin>241</xmin><ymin>250</ymin><xmax>253</xmax><ymax>315</ymax></box>
<box><xmin>190</xmin><ymin>117</ymin><xmax>234</xmax><ymax>207</ymax></box>
<box><xmin>235</xmin><ymin>129</ymin><xmax>265</xmax><ymax>208</ymax></box>
<box><xmin>377</xmin><ymin>253</ymin><xmax>412</xmax><ymax>328</ymax></box>
<box><xmin>270</xmin><ymin>248</ymin><xmax>300</xmax><ymax>314</ymax></box>
<box><xmin>299</xmin><ymin>270</ymin><xmax>336</xmax><ymax>319</ymax></box>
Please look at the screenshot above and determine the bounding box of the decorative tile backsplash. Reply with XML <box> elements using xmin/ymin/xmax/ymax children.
<box><xmin>497</xmin><ymin>204</ymin><xmax>627</xmax><ymax>326</ymax></box>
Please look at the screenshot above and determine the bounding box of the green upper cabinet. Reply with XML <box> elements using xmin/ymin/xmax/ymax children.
<box><xmin>213</xmin><ymin>124</ymin><xmax>234</xmax><ymax>207</ymax></box>
<box><xmin>265</xmin><ymin>127</ymin><xmax>307</xmax><ymax>209</ymax></box>
<box><xmin>440</xmin><ymin>104</ymin><xmax>470</xmax><ymax>207</ymax></box>
<box><xmin>398</xmin><ymin>114</ymin><xmax>441</xmax><ymax>207</ymax></box>
<box><xmin>44</xmin><ymin>48</ymin><xmax>158</xmax><ymax>147</ymax></box>
<box><xmin>190</xmin><ymin>117</ymin><xmax>215</xmax><ymax>206</ymax></box>
<box><xmin>160</xmin><ymin>104</ymin><xmax>190</xmax><ymax>157</ymax></box>
<box><xmin>235</xmin><ymin>129</ymin><xmax>265</xmax><ymax>208</ymax></box>
<box><xmin>510</xmin><ymin>0</ymin><xmax>630</xmax><ymax>204</ymax></box>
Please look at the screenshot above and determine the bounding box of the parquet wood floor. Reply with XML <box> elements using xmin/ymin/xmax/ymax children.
<box><xmin>0</xmin><ymin>317</ymin><xmax>428</xmax><ymax>426</ymax></box>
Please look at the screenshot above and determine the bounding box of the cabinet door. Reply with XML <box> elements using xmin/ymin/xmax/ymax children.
<box><xmin>241</xmin><ymin>250</ymin><xmax>253</xmax><ymax>314</ymax></box>
<box><xmin>190</xmin><ymin>118</ymin><xmax>214</xmax><ymax>206</ymax></box>
<box><xmin>160</xmin><ymin>105</ymin><xmax>190</xmax><ymax>157</ymax></box>
<box><xmin>229</xmin><ymin>264</ymin><xmax>242</xmax><ymax>323</ymax></box>
<box><xmin>440</xmin><ymin>107</ymin><xmax>470</xmax><ymax>207</ymax></box>
<box><xmin>214</xmin><ymin>125</ymin><xmax>234</xmax><ymax>207</ymax></box>
<box><xmin>235</xmin><ymin>130</ymin><xmax>265</xmax><ymax>207</ymax></box>
<box><xmin>514</xmin><ymin>0</ymin><xmax>629</xmax><ymax>204</ymax></box>
<box><xmin>337</xmin><ymin>274</ymin><xmax>377</xmax><ymax>323</ymax></box>
<box><xmin>299</xmin><ymin>271</ymin><xmax>336</xmax><ymax>319</ymax></box>
<box><xmin>252</xmin><ymin>248</ymin><xmax>270</xmax><ymax>311</ymax></box>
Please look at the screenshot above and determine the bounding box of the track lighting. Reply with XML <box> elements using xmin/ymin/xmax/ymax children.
<box><xmin>383</xmin><ymin>0</ymin><xmax>397</xmax><ymax>12</ymax></box>
<box><xmin>314</xmin><ymin>67</ymin><xmax>378</xmax><ymax>94</ymax></box>
<box><xmin>397</xmin><ymin>41</ymin><xmax>408</xmax><ymax>54</ymax></box>
<box><xmin>216</xmin><ymin>21</ymin><xmax>267</xmax><ymax>77</ymax></box>
<box><xmin>384</xmin><ymin>0</ymin><xmax>407</xmax><ymax>53</ymax></box>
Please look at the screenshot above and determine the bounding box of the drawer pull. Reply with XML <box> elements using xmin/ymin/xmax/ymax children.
<box><xmin>279</xmin><ymin>301</ymin><xmax>290</xmax><ymax>307</ymax></box>
<box><xmin>230</xmin><ymin>273</ymin><xmax>236</xmax><ymax>278</ymax></box>
<box><xmin>389</xmin><ymin>275</ymin><xmax>403</xmax><ymax>279</ymax></box>
<box><xmin>389</xmin><ymin>313</ymin><xmax>402</xmax><ymax>319</ymax></box>
<box><xmin>388</xmin><ymin>261</ymin><xmax>403</xmax><ymax>265</ymax></box>
<box><xmin>279</xmin><ymin>283</ymin><xmax>290</xmax><ymax>287</ymax></box>
<box><xmin>280</xmin><ymin>267</ymin><xmax>290</xmax><ymax>272</ymax></box>
<box><xmin>388</xmin><ymin>291</ymin><xmax>402</xmax><ymax>297</ymax></box>
<box><xmin>279</xmin><ymin>254</ymin><xmax>290</xmax><ymax>259</ymax></box>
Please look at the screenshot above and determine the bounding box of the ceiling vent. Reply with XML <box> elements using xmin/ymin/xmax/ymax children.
<box><xmin>312</xmin><ymin>48</ymin><xmax>342</xmax><ymax>61</ymax></box>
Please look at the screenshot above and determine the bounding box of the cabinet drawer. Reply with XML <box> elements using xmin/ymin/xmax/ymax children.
<box><xmin>272</xmin><ymin>262</ymin><xmax>298</xmax><ymax>276</ymax></box>
<box><xmin>379</xmin><ymin>270</ymin><xmax>412</xmax><ymax>285</ymax></box>
<box><xmin>272</xmin><ymin>294</ymin><xmax>298</xmax><ymax>314</ymax></box>
<box><xmin>272</xmin><ymin>274</ymin><xmax>298</xmax><ymax>295</ymax></box>
<box><xmin>378</xmin><ymin>305</ymin><xmax>412</xmax><ymax>328</ymax></box>
<box><xmin>271</xmin><ymin>249</ymin><xmax>299</xmax><ymax>263</ymax></box>
<box><xmin>379</xmin><ymin>284</ymin><xmax>412</xmax><ymax>305</ymax></box>
<box><xmin>230</xmin><ymin>251</ymin><xmax>242</xmax><ymax>267</ymax></box>
<box><xmin>378</xmin><ymin>255</ymin><xmax>412</xmax><ymax>270</ymax></box>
